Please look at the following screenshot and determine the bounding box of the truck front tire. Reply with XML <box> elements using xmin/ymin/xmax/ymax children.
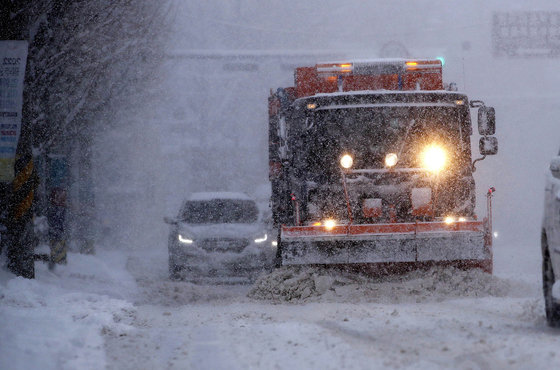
<box><xmin>168</xmin><ymin>255</ymin><xmax>182</xmax><ymax>280</ymax></box>
<box><xmin>543</xmin><ymin>235</ymin><xmax>560</xmax><ymax>327</ymax></box>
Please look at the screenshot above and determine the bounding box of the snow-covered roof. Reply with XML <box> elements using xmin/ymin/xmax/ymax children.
<box><xmin>294</xmin><ymin>90</ymin><xmax>467</xmax><ymax>107</ymax></box>
<box><xmin>318</xmin><ymin>58</ymin><xmax>427</xmax><ymax>65</ymax></box>
<box><xmin>309</xmin><ymin>90</ymin><xmax>464</xmax><ymax>99</ymax></box>
<box><xmin>187</xmin><ymin>191</ymin><xmax>253</xmax><ymax>201</ymax></box>
<box><xmin>316</xmin><ymin>102</ymin><xmax>458</xmax><ymax>111</ymax></box>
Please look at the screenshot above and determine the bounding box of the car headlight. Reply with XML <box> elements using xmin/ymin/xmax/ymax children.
<box><xmin>420</xmin><ymin>144</ymin><xmax>446</xmax><ymax>173</ymax></box>
<box><xmin>254</xmin><ymin>233</ymin><xmax>268</xmax><ymax>243</ymax></box>
<box><xmin>340</xmin><ymin>154</ymin><xmax>353</xmax><ymax>169</ymax></box>
<box><xmin>178</xmin><ymin>234</ymin><xmax>193</xmax><ymax>244</ymax></box>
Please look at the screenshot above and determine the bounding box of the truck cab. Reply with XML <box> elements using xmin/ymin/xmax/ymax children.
<box><xmin>290</xmin><ymin>91</ymin><xmax>476</xmax><ymax>224</ymax></box>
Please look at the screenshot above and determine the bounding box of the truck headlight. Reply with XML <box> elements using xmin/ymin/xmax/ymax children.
<box><xmin>323</xmin><ymin>219</ymin><xmax>336</xmax><ymax>230</ymax></box>
<box><xmin>385</xmin><ymin>153</ymin><xmax>398</xmax><ymax>168</ymax></box>
<box><xmin>178</xmin><ymin>234</ymin><xmax>193</xmax><ymax>244</ymax></box>
<box><xmin>254</xmin><ymin>233</ymin><xmax>268</xmax><ymax>243</ymax></box>
<box><xmin>444</xmin><ymin>216</ymin><xmax>455</xmax><ymax>224</ymax></box>
<box><xmin>340</xmin><ymin>154</ymin><xmax>353</xmax><ymax>169</ymax></box>
<box><xmin>420</xmin><ymin>144</ymin><xmax>446</xmax><ymax>173</ymax></box>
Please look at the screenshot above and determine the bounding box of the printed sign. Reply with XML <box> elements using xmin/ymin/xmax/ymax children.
<box><xmin>493</xmin><ymin>12</ymin><xmax>560</xmax><ymax>57</ymax></box>
<box><xmin>0</xmin><ymin>40</ymin><xmax>28</xmax><ymax>182</ymax></box>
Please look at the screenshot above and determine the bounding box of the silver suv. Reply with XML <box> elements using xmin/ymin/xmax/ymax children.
<box><xmin>542</xmin><ymin>151</ymin><xmax>560</xmax><ymax>326</ymax></box>
<box><xmin>164</xmin><ymin>192</ymin><xmax>276</xmax><ymax>282</ymax></box>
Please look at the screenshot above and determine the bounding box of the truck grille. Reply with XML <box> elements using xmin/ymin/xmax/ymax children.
<box><xmin>198</xmin><ymin>238</ymin><xmax>250</xmax><ymax>253</ymax></box>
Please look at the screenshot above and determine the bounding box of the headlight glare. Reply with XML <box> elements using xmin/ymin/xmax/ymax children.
<box><xmin>444</xmin><ymin>216</ymin><xmax>455</xmax><ymax>225</ymax></box>
<box><xmin>385</xmin><ymin>153</ymin><xmax>398</xmax><ymax>168</ymax></box>
<box><xmin>323</xmin><ymin>219</ymin><xmax>336</xmax><ymax>230</ymax></box>
<box><xmin>421</xmin><ymin>144</ymin><xmax>447</xmax><ymax>173</ymax></box>
<box><xmin>254</xmin><ymin>233</ymin><xmax>268</xmax><ymax>243</ymax></box>
<box><xmin>178</xmin><ymin>234</ymin><xmax>193</xmax><ymax>244</ymax></box>
<box><xmin>340</xmin><ymin>154</ymin><xmax>353</xmax><ymax>169</ymax></box>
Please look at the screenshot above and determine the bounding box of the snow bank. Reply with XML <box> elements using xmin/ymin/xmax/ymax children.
<box><xmin>248</xmin><ymin>266</ymin><xmax>516</xmax><ymax>303</ymax></box>
<box><xmin>0</xmin><ymin>250</ymin><xmax>138</xmax><ymax>370</ymax></box>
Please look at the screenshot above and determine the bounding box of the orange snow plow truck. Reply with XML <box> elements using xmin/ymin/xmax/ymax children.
<box><xmin>269</xmin><ymin>59</ymin><xmax>498</xmax><ymax>273</ymax></box>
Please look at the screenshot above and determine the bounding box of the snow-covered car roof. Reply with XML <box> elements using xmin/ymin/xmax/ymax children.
<box><xmin>186</xmin><ymin>192</ymin><xmax>253</xmax><ymax>201</ymax></box>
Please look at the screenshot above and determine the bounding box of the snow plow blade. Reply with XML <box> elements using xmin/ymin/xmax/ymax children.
<box><xmin>279</xmin><ymin>221</ymin><xmax>492</xmax><ymax>273</ymax></box>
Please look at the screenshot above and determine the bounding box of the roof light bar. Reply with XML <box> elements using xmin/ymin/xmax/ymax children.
<box><xmin>404</xmin><ymin>59</ymin><xmax>442</xmax><ymax>71</ymax></box>
<box><xmin>316</xmin><ymin>62</ymin><xmax>354</xmax><ymax>75</ymax></box>
<box><xmin>316</xmin><ymin>59</ymin><xmax>442</xmax><ymax>78</ymax></box>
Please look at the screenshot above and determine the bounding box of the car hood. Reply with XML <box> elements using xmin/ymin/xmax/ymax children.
<box><xmin>177</xmin><ymin>222</ymin><xmax>265</xmax><ymax>239</ymax></box>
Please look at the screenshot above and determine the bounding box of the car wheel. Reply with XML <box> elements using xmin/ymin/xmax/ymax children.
<box><xmin>542</xmin><ymin>235</ymin><xmax>560</xmax><ymax>327</ymax></box>
<box><xmin>169</xmin><ymin>257</ymin><xmax>182</xmax><ymax>280</ymax></box>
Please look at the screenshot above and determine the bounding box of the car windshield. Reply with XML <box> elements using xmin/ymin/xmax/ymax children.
<box><xmin>303</xmin><ymin>105</ymin><xmax>467</xmax><ymax>179</ymax></box>
<box><xmin>180</xmin><ymin>199</ymin><xmax>259</xmax><ymax>224</ymax></box>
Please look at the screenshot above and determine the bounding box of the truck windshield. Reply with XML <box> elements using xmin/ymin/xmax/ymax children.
<box><xmin>181</xmin><ymin>199</ymin><xmax>259</xmax><ymax>224</ymax></box>
<box><xmin>303</xmin><ymin>106</ymin><xmax>468</xmax><ymax>179</ymax></box>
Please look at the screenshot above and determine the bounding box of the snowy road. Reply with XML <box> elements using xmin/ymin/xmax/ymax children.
<box><xmin>98</xmin><ymin>250</ymin><xmax>558</xmax><ymax>370</ymax></box>
<box><xmin>1</xmin><ymin>247</ymin><xmax>559</xmax><ymax>369</ymax></box>
<box><xmin>106</xmin><ymin>294</ymin><xmax>558</xmax><ymax>369</ymax></box>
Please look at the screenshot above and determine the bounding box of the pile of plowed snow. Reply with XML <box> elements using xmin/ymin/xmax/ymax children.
<box><xmin>248</xmin><ymin>266</ymin><xmax>516</xmax><ymax>303</ymax></box>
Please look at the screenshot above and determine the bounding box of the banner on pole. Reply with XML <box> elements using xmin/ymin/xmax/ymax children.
<box><xmin>0</xmin><ymin>40</ymin><xmax>28</xmax><ymax>182</ymax></box>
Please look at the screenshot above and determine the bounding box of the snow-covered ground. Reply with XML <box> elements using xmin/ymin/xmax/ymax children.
<box><xmin>0</xmin><ymin>250</ymin><xmax>137</xmax><ymax>370</ymax></box>
<box><xmin>1</xmin><ymin>243</ymin><xmax>559</xmax><ymax>370</ymax></box>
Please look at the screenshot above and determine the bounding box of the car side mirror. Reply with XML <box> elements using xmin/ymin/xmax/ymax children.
<box><xmin>479</xmin><ymin>136</ymin><xmax>498</xmax><ymax>156</ymax></box>
<box><xmin>478</xmin><ymin>106</ymin><xmax>496</xmax><ymax>136</ymax></box>
<box><xmin>550</xmin><ymin>157</ymin><xmax>560</xmax><ymax>179</ymax></box>
<box><xmin>163</xmin><ymin>216</ymin><xmax>178</xmax><ymax>225</ymax></box>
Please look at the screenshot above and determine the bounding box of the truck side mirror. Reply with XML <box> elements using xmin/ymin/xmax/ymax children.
<box><xmin>550</xmin><ymin>157</ymin><xmax>560</xmax><ymax>179</ymax></box>
<box><xmin>479</xmin><ymin>136</ymin><xmax>498</xmax><ymax>156</ymax></box>
<box><xmin>478</xmin><ymin>107</ymin><xmax>496</xmax><ymax>136</ymax></box>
